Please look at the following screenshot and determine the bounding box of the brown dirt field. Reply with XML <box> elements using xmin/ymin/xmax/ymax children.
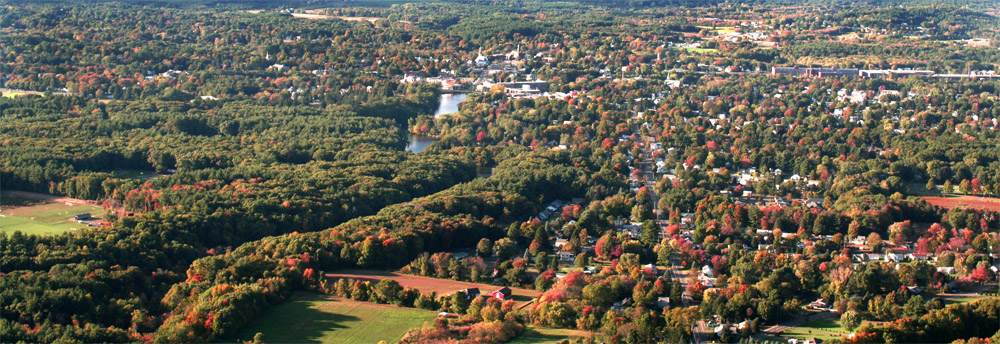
<box><xmin>919</xmin><ymin>195</ymin><xmax>1000</xmax><ymax>211</ymax></box>
<box><xmin>326</xmin><ymin>269</ymin><xmax>541</xmax><ymax>306</ymax></box>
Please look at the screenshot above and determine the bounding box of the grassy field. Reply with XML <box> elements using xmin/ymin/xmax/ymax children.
<box><xmin>508</xmin><ymin>326</ymin><xmax>590</xmax><ymax>344</ymax></box>
<box><xmin>233</xmin><ymin>293</ymin><xmax>437</xmax><ymax>344</ymax></box>
<box><xmin>779</xmin><ymin>317</ymin><xmax>848</xmax><ymax>341</ymax></box>
<box><xmin>942</xmin><ymin>295</ymin><xmax>998</xmax><ymax>306</ymax></box>
<box><xmin>0</xmin><ymin>194</ymin><xmax>105</xmax><ymax>236</ymax></box>
<box><xmin>1</xmin><ymin>90</ymin><xmax>27</xmax><ymax>98</ymax></box>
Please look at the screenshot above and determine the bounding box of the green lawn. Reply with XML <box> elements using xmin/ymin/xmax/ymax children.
<box><xmin>232</xmin><ymin>294</ymin><xmax>437</xmax><ymax>344</ymax></box>
<box><xmin>772</xmin><ymin>317</ymin><xmax>849</xmax><ymax>342</ymax></box>
<box><xmin>508</xmin><ymin>326</ymin><xmax>589</xmax><ymax>344</ymax></box>
<box><xmin>0</xmin><ymin>200</ymin><xmax>106</xmax><ymax>236</ymax></box>
<box><xmin>943</xmin><ymin>295</ymin><xmax>996</xmax><ymax>306</ymax></box>
<box><xmin>1</xmin><ymin>90</ymin><xmax>27</xmax><ymax>98</ymax></box>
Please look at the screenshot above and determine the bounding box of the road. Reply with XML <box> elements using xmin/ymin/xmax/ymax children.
<box><xmin>634</xmin><ymin>127</ymin><xmax>703</xmax><ymax>343</ymax></box>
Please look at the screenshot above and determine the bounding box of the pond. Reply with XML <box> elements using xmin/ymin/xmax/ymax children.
<box><xmin>407</xmin><ymin>93</ymin><xmax>468</xmax><ymax>153</ymax></box>
<box><xmin>405</xmin><ymin>135</ymin><xmax>436</xmax><ymax>154</ymax></box>
<box><xmin>434</xmin><ymin>93</ymin><xmax>466</xmax><ymax>118</ymax></box>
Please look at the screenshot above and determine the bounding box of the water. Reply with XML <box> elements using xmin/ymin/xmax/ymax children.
<box><xmin>406</xmin><ymin>135</ymin><xmax>436</xmax><ymax>154</ymax></box>
<box><xmin>406</xmin><ymin>94</ymin><xmax>467</xmax><ymax>153</ymax></box>
<box><xmin>434</xmin><ymin>93</ymin><xmax>466</xmax><ymax>118</ymax></box>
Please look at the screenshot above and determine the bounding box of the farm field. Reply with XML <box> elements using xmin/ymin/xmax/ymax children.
<box><xmin>326</xmin><ymin>269</ymin><xmax>542</xmax><ymax>306</ymax></box>
<box><xmin>232</xmin><ymin>293</ymin><xmax>436</xmax><ymax>344</ymax></box>
<box><xmin>778</xmin><ymin>317</ymin><xmax>848</xmax><ymax>342</ymax></box>
<box><xmin>508</xmin><ymin>326</ymin><xmax>592</xmax><ymax>344</ymax></box>
<box><xmin>919</xmin><ymin>195</ymin><xmax>1000</xmax><ymax>211</ymax></box>
<box><xmin>0</xmin><ymin>191</ymin><xmax>105</xmax><ymax>236</ymax></box>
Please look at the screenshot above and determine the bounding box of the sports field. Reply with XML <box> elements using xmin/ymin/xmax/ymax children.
<box><xmin>232</xmin><ymin>293</ymin><xmax>437</xmax><ymax>344</ymax></box>
<box><xmin>0</xmin><ymin>192</ymin><xmax>105</xmax><ymax>236</ymax></box>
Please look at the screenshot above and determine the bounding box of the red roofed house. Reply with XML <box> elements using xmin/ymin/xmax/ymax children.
<box><xmin>491</xmin><ymin>287</ymin><xmax>512</xmax><ymax>300</ymax></box>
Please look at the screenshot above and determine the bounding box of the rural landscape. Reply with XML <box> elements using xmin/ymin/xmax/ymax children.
<box><xmin>1</xmin><ymin>0</ymin><xmax>999</xmax><ymax>343</ymax></box>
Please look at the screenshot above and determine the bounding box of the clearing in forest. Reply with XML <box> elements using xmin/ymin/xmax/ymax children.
<box><xmin>0</xmin><ymin>191</ymin><xmax>106</xmax><ymax>236</ymax></box>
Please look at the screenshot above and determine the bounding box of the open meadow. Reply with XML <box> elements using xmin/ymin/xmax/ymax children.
<box><xmin>0</xmin><ymin>192</ymin><xmax>105</xmax><ymax>236</ymax></box>
<box><xmin>232</xmin><ymin>293</ymin><xmax>437</xmax><ymax>344</ymax></box>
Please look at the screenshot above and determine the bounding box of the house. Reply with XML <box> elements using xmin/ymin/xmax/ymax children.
<box><xmin>611</xmin><ymin>298</ymin><xmax>629</xmax><ymax>311</ymax></box>
<box><xmin>554</xmin><ymin>238</ymin><xmax>568</xmax><ymax>249</ymax></box>
<box><xmin>808</xmin><ymin>298</ymin><xmax>828</xmax><ymax>309</ymax></box>
<box><xmin>656</xmin><ymin>297</ymin><xmax>671</xmax><ymax>309</ymax></box>
<box><xmin>937</xmin><ymin>266</ymin><xmax>956</xmax><ymax>274</ymax></box>
<box><xmin>73</xmin><ymin>213</ymin><xmax>92</xmax><ymax>221</ymax></box>
<box><xmin>849</xmin><ymin>236</ymin><xmax>867</xmax><ymax>246</ymax></box>
<box><xmin>701</xmin><ymin>265</ymin><xmax>714</xmax><ymax>277</ymax></box>
<box><xmin>557</xmin><ymin>251</ymin><xmax>575</xmax><ymax>262</ymax></box>
<box><xmin>463</xmin><ymin>288</ymin><xmax>481</xmax><ymax>300</ymax></box>
<box><xmin>617</xmin><ymin>222</ymin><xmax>642</xmax><ymax>238</ymax></box>
<box><xmin>491</xmin><ymin>287</ymin><xmax>512</xmax><ymax>300</ymax></box>
<box><xmin>736</xmin><ymin>320</ymin><xmax>750</xmax><ymax>331</ymax></box>
<box><xmin>886</xmin><ymin>250</ymin><xmax>908</xmax><ymax>262</ymax></box>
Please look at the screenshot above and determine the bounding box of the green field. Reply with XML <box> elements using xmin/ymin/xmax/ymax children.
<box><xmin>779</xmin><ymin>317</ymin><xmax>848</xmax><ymax>342</ymax></box>
<box><xmin>1</xmin><ymin>90</ymin><xmax>28</xmax><ymax>98</ymax></box>
<box><xmin>508</xmin><ymin>326</ymin><xmax>589</xmax><ymax>344</ymax></box>
<box><xmin>232</xmin><ymin>294</ymin><xmax>437</xmax><ymax>344</ymax></box>
<box><xmin>943</xmin><ymin>295</ymin><xmax>997</xmax><ymax>306</ymax></box>
<box><xmin>0</xmin><ymin>198</ymin><xmax>105</xmax><ymax>236</ymax></box>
